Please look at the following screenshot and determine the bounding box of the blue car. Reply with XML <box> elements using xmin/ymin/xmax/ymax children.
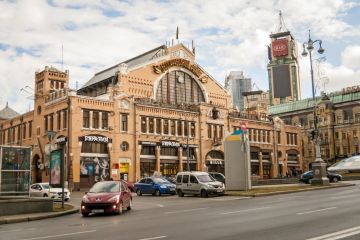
<box><xmin>134</xmin><ymin>177</ymin><xmax>176</xmax><ymax>196</ymax></box>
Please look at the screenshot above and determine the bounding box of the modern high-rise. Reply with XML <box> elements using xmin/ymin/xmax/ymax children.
<box><xmin>225</xmin><ymin>71</ymin><xmax>251</xmax><ymax>111</ymax></box>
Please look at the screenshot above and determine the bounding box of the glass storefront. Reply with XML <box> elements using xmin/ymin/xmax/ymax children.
<box><xmin>160</xmin><ymin>163</ymin><xmax>178</xmax><ymax>176</ymax></box>
<box><xmin>140</xmin><ymin>161</ymin><xmax>156</xmax><ymax>178</ymax></box>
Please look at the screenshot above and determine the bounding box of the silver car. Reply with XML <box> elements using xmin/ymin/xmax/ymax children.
<box><xmin>29</xmin><ymin>183</ymin><xmax>71</xmax><ymax>201</ymax></box>
<box><xmin>176</xmin><ymin>171</ymin><xmax>225</xmax><ymax>198</ymax></box>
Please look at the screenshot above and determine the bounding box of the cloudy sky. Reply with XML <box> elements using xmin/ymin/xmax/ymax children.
<box><xmin>0</xmin><ymin>0</ymin><xmax>359</xmax><ymax>113</ymax></box>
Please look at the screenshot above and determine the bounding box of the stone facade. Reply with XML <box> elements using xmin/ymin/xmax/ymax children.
<box><xmin>0</xmin><ymin>44</ymin><xmax>303</xmax><ymax>190</ymax></box>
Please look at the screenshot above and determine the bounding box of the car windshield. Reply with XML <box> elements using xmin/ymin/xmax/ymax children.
<box><xmin>89</xmin><ymin>182</ymin><xmax>120</xmax><ymax>193</ymax></box>
<box><xmin>153</xmin><ymin>178</ymin><xmax>169</xmax><ymax>184</ymax></box>
<box><xmin>197</xmin><ymin>174</ymin><xmax>214</xmax><ymax>183</ymax></box>
<box><xmin>41</xmin><ymin>184</ymin><xmax>50</xmax><ymax>189</ymax></box>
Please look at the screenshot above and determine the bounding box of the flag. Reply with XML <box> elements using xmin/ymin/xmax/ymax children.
<box><xmin>176</xmin><ymin>26</ymin><xmax>179</xmax><ymax>40</ymax></box>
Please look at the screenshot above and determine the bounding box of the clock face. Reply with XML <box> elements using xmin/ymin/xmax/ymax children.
<box><xmin>314</xmin><ymin>169</ymin><xmax>320</xmax><ymax>176</ymax></box>
<box><xmin>177</xmin><ymin>75</ymin><xmax>185</xmax><ymax>84</ymax></box>
<box><xmin>272</xmin><ymin>39</ymin><xmax>289</xmax><ymax>57</ymax></box>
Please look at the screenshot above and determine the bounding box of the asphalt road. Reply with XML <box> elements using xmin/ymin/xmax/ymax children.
<box><xmin>1</xmin><ymin>181</ymin><xmax>360</xmax><ymax>240</ymax></box>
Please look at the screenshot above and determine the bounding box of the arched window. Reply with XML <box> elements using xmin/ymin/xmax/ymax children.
<box><xmin>156</xmin><ymin>70</ymin><xmax>205</xmax><ymax>105</ymax></box>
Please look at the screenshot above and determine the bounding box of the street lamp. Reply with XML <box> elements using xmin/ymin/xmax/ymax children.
<box><xmin>301</xmin><ymin>30</ymin><xmax>329</xmax><ymax>185</ymax></box>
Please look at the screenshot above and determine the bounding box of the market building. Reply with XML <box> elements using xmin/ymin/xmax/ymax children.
<box><xmin>0</xmin><ymin>43</ymin><xmax>303</xmax><ymax>190</ymax></box>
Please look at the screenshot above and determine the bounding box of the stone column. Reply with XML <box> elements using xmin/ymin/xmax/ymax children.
<box><xmin>259</xmin><ymin>152</ymin><xmax>263</xmax><ymax>178</ymax></box>
<box><xmin>155</xmin><ymin>146</ymin><xmax>161</xmax><ymax>173</ymax></box>
<box><xmin>195</xmin><ymin>148</ymin><xmax>201</xmax><ymax>171</ymax></box>
<box><xmin>136</xmin><ymin>144</ymin><xmax>141</xmax><ymax>181</ymax></box>
<box><xmin>178</xmin><ymin>146</ymin><xmax>183</xmax><ymax>172</ymax></box>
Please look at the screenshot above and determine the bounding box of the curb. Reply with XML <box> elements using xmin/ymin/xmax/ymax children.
<box><xmin>225</xmin><ymin>183</ymin><xmax>356</xmax><ymax>197</ymax></box>
<box><xmin>0</xmin><ymin>206</ymin><xmax>79</xmax><ymax>225</ymax></box>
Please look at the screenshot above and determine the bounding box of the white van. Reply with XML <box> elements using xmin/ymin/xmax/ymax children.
<box><xmin>175</xmin><ymin>171</ymin><xmax>225</xmax><ymax>197</ymax></box>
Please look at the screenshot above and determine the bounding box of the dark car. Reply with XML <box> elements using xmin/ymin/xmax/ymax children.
<box><xmin>299</xmin><ymin>170</ymin><xmax>342</xmax><ymax>184</ymax></box>
<box><xmin>134</xmin><ymin>177</ymin><xmax>176</xmax><ymax>196</ymax></box>
<box><xmin>81</xmin><ymin>181</ymin><xmax>132</xmax><ymax>217</ymax></box>
<box><xmin>208</xmin><ymin>172</ymin><xmax>225</xmax><ymax>184</ymax></box>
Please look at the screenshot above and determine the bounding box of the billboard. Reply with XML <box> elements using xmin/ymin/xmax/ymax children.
<box><xmin>50</xmin><ymin>149</ymin><xmax>63</xmax><ymax>187</ymax></box>
<box><xmin>272</xmin><ymin>39</ymin><xmax>288</xmax><ymax>57</ymax></box>
<box><xmin>272</xmin><ymin>64</ymin><xmax>291</xmax><ymax>98</ymax></box>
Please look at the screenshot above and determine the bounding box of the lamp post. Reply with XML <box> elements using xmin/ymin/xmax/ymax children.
<box><xmin>301</xmin><ymin>30</ymin><xmax>329</xmax><ymax>185</ymax></box>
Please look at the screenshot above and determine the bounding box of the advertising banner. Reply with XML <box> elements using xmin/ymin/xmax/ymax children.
<box><xmin>50</xmin><ymin>149</ymin><xmax>63</xmax><ymax>187</ymax></box>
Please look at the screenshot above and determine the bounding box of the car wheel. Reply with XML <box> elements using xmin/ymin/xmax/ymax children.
<box><xmin>118</xmin><ymin>202</ymin><xmax>123</xmax><ymax>215</ymax></box>
<box><xmin>177</xmin><ymin>190</ymin><xmax>184</xmax><ymax>197</ymax></box>
<box><xmin>43</xmin><ymin>193</ymin><xmax>48</xmax><ymax>197</ymax></box>
<box><xmin>127</xmin><ymin>199</ymin><xmax>132</xmax><ymax>210</ymax></box>
<box><xmin>201</xmin><ymin>190</ymin><xmax>208</xmax><ymax>198</ymax></box>
<box><xmin>332</xmin><ymin>177</ymin><xmax>339</xmax><ymax>183</ymax></box>
<box><xmin>81</xmin><ymin>212</ymin><xmax>89</xmax><ymax>217</ymax></box>
<box><xmin>65</xmin><ymin>198</ymin><xmax>69</xmax><ymax>202</ymax></box>
<box><xmin>155</xmin><ymin>189</ymin><xmax>161</xmax><ymax>196</ymax></box>
<box><xmin>136</xmin><ymin>189</ymin><xmax>142</xmax><ymax>196</ymax></box>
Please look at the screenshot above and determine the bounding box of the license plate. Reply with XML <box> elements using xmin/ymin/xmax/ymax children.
<box><xmin>92</xmin><ymin>209</ymin><xmax>104</xmax><ymax>213</ymax></box>
<box><xmin>216</xmin><ymin>189</ymin><xmax>223</xmax><ymax>192</ymax></box>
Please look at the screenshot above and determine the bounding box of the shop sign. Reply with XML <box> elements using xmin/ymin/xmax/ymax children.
<box><xmin>111</xmin><ymin>169</ymin><xmax>118</xmax><ymax>177</ymax></box>
<box><xmin>181</xmin><ymin>144</ymin><xmax>198</xmax><ymax>148</ymax></box>
<box><xmin>140</xmin><ymin>141</ymin><xmax>157</xmax><ymax>146</ymax></box>
<box><xmin>119</xmin><ymin>158</ymin><xmax>131</xmax><ymax>163</ymax></box>
<box><xmin>79</xmin><ymin>135</ymin><xmax>112</xmax><ymax>143</ymax></box>
<box><xmin>161</xmin><ymin>141</ymin><xmax>180</xmax><ymax>147</ymax></box>
<box><xmin>207</xmin><ymin>160</ymin><xmax>224</xmax><ymax>165</ymax></box>
<box><xmin>342</xmin><ymin>85</ymin><xmax>360</xmax><ymax>94</ymax></box>
<box><xmin>55</xmin><ymin>137</ymin><xmax>67</xmax><ymax>144</ymax></box>
<box><xmin>153</xmin><ymin>58</ymin><xmax>208</xmax><ymax>83</ymax></box>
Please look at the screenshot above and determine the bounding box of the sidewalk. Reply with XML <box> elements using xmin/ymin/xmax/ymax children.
<box><xmin>0</xmin><ymin>205</ymin><xmax>79</xmax><ymax>225</ymax></box>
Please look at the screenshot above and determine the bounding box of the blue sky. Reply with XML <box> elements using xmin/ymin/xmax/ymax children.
<box><xmin>0</xmin><ymin>0</ymin><xmax>359</xmax><ymax>113</ymax></box>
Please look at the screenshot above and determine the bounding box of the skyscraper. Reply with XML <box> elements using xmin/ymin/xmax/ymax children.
<box><xmin>225</xmin><ymin>71</ymin><xmax>251</xmax><ymax>111</ymax></box>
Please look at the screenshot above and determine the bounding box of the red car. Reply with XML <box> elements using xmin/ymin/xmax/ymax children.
<box><xmin>81</xmin><ymin>180</ymin><xmax>132</xmax><ymax>217</ymax></box>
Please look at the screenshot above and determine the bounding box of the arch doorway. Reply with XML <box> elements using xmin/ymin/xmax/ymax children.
<box><xmin>205</xmin><ymin>150</ymin><xmax>224</xmax><ymax>174</ymax></box>
<box><xmin>32</xmin><ymin>154</ymin><xmax>42</xmax><ymax>183</ymax></box>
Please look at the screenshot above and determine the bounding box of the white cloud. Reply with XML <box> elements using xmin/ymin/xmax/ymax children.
<box><xmin>0</xmin><ymin>0</ymin><xmax>359</xmax><ymax>113</ymax></box>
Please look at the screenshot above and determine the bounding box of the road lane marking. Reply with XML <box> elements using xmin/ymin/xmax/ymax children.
<box><xmin>209</xmin><ymin>197</ymin><xmax>250</xmax><ymax>201</ymax></box>
<box><xmin>157</xmin><ymin>204</ymin><xmax>164</xmax><ymax>207</ymax></box>
<box><xmin>306</xmin><ymin>226</ymin><xmax>360</xmax><ymax>240</ymax></box>
<box><xmin>297</xmin><ymin>207</ymin><xmax>337</xmax><ymax>215</ymax></box>
<box><xmin>221</xmin><ymin>206</ymin><xmax>271</xmax><ymax>215</ymax></box>
<box><xmin>138</xmin><ymin>236</ymin><xmax>167</xmax><ymax>240</ymax></box>
<box><xmin>21</xmin><ymin>230</ymin><xmax>96</xmax><ymax>240</ymax></box>
<box><xmin>165</xmin><ymin>207</ymin><xmax>208</xmax><ymax>214</ymax></box>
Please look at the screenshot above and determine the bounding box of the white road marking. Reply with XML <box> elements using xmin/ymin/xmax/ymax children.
<box><xmin>306</xmin><ymin>226</ymin><xmax>360</xmax><ymax>240</ymax></box>
<box><xmin>331</xmin><ymin>194</ymin><xmax>358</xmax><ymax>200</ymax></box>
<box><xmin>165</xmin><ymin>207</ymin><xmax>208</xmax><ymax>214</ymax></box>
<box><xmin>157</xmin><ymin>204</ymin><xmax>164</xmax><ymax>207</ymax></box>
<box><xmin>0</xmin><ymin>228</ymin><xmax>36</xmax><ymax>233</ymax></box>
<box><xmin>138</xmin><ymin>236</ymin><xmax>167</xmax><ymax>240</ymax></box>
<box><xmin>21</xmin><ymin>230</ymin><xmax>96</xmax><ymax>240</ymax></box>
<box><xmin>297</xmin><ymin>207</ymin><xmax>337</xmax><ymax>215</ymax></box>
<box><xmin>278</xmin><ymin>195</ymin><xmax>305</xmax><ymax>200</ymax></box>
<box><xmin>210</xmin><ymin>197</ymin><xmax>250</xmax><ymax>201</ymax></box>
<box><xmin>221</xmin><ymin>206</ymin><xmax>271</xmax><ymax>215</ymax></box>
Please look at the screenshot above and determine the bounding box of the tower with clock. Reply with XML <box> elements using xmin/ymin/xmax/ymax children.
<box><xmin>267</xmin><ymin>13</ymin><xmax>301</xmax><ymax>106</ymax></box>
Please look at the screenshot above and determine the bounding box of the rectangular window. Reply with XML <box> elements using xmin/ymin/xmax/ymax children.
<box><xmin>277</xmin><ymin>131</ymin><xmax>281</xmax><ymax>144</ymax></box>
<box><xmin>170</xmin><ymin>120</ymin><xmax>175</xmax><ymax>135</ymax></box>
<box><xmin>184</xmin><ymin>121</ymin><xmax>189</xmax><ymax>137</ymax></box>
<box><xmin>267</xmin><ymin>130</ymin><xmax>270</xmax><ymax>143</ymax></box>
<box><xmin>22</xmin><ymin>124</ymin><xmax>26</xmax><ymax>139</ymax></box>
<box><xmin>44</xmin><ymin>116</ymin><xmax>48</xmax><ymax>131</ymax></box>
<box><xmin>207</xmin><ymin>124</ymin><xmax>212</xmax><ymax>139</ymax></box>
<box><xmin>177</xmin><ymin>120</ymin><xmax>182</xmax><ymax>136</ymax></box>
<box><xmin>92</xmin><ymin>111</ymin><xmax>99</xmax><ymax>128</ymax></box>
<box><xmin>156</xmin><ymin>118</ymin><xmax>161</xmax><ymax>134</ymax></box>
<box><xmin>219</xmin><ymin>125</ymin><xmax>223</xmax><ymax>139</ymax></box>
<box><xmin>83</xmin><ymin>110</ymin><xmax>90</xmax><ymax>128</ymax></box>
<box><xmin>17</xmin><ymin>125</ymin><xmax>20</xmax><ymax>142</ymax></box>
<box><xmin>102</xmin><ymin>112</ymin><xmax>108</xmax><ymax>129</ymax></box>
<box><xmin>190</xmin><ymin>122</ymin><xmax>196</xmax><ymax>137</ymax></box>
<box><xmin>213</xmin><ymin>125</ymin><xmax>217</xmax><ymax>139</ymax></box>
<box><xmin>29</xmin><ymin>122</ymin><xmax>32</xmax><ymax>137</ymax></box>
<box><xmin>57</xmin><ymin>111</ymin><xmax>61</xmax><ymax>130</ymax></box>
<box><xmin>342</xmin><ymin>132</ymin><xmax>346</xmax><ymax>140</ymax></box>
<box><xmin>50</xmin><ymin>114</ymin><xmax>54</xmax><ymax>131</ymax></box>
<box><xmin>163</xmin><ymin>119</ymin><xmax>169</xmax><ymax>135</ymax></box>
<box><xmin>149</xmin><ymin>117</ymin><xmax>154</xmax><ymax>134</ymax></box>
<box><xmin>63</xmin><ymin>110</ymin><xmax>67</xmax><ymax>129</ymax></box>
<box><xmin>121</xmin><ymin>114</ymin><xmax>128</xmax><ymax>132</ymax></box>
<box><xmin>141</xmin><ymin>117</ymin><xmax>147</xmax><ymax>133</ymax></box>
<box><xmin>335</xmin><ymin>132</ymin><xmax>339</xmax><ymax>140</ymax></box>
<box><xmin>294</xmin><ymin>134</ymin><xmax>297</xmax><ymax>145</ymax></box>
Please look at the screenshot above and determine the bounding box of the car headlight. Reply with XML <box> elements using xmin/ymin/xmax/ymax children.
<box><xmin>222</xmin><ymin>183</ymin><xmax>225</xmax><ymax>188</ymax></box>
<box><xmin>207</xmin><ymin>184</ymin><xmax>214</xmax><ymax>189</ymax></box>
<box><xmin>108</xmin><ymin>195</ymin><xmax>120</xmax><ymax>203</ymax></box>
<box><xmin>160</xmin><ymin>185</ymin><xmax>167</xmax><ymax>189</ymax></box>
<box><xmin>82</xmin><ymin>195</ymin><xmax>90</xmax><ymax>203</ymax></box>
